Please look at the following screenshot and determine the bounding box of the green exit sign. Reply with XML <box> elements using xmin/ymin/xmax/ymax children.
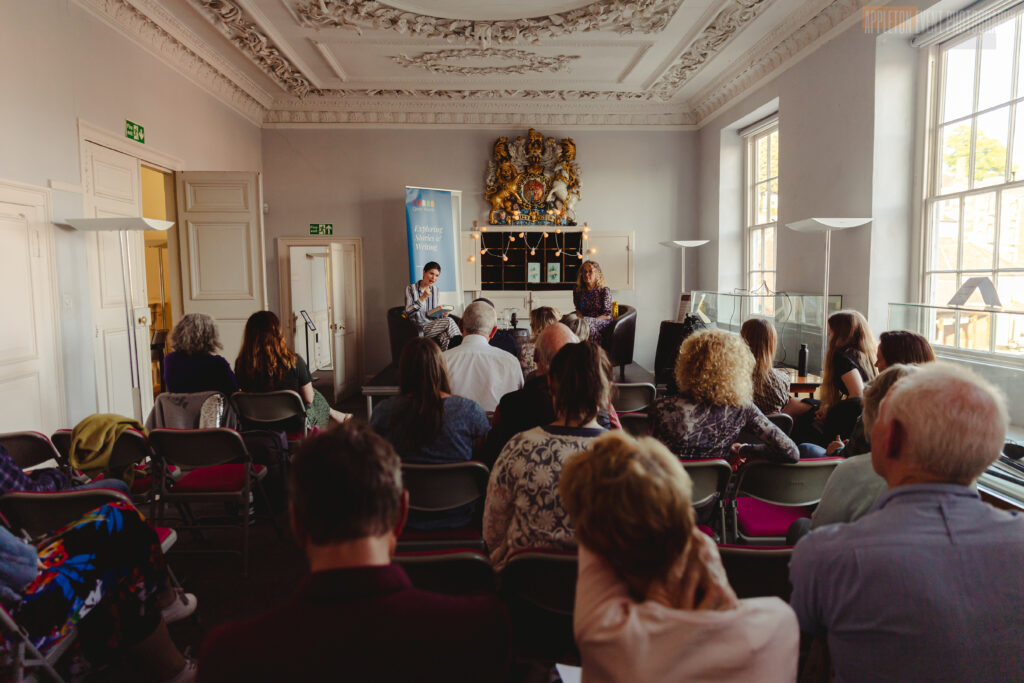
<box><xmin>125</xmin><ymin>120</ymin><xmax>145</xmax><ymax>143</ymax></box>
<box><xmin>309</xmin><ymin>223</ymin><xmax>333</xmax><ymax>235</ymax></box>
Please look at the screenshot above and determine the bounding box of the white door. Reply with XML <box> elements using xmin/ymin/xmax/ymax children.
<box><xmin>330</xmin><ymin>242</ymin><xmax>361</xmax><ymax>400</ymax></box>
<box><xmin>588</xmin><ymin>230</ymin><xmax>636</xmax><ymax>291</ymax></box>
<box><xmin>82</xmin><ymin>142</ymin><xmax>153</xmax><ymax>420</ymax></box>
<box><xmin>289</xmin><ymin>246</ymin><xmax>331</xmax><ymax>371</ymax></box>
<box><xmin>0</xmin><ymin>184</ymin><xmax>64</xmax><ymax>434</ymax></box>
<box><xmin>175</xmin><ymin>172</ymin><xmax>267</xmax><ymax>364</ymax></box>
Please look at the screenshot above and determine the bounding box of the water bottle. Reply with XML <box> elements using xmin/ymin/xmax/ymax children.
<box><xmin>798</xmin><ymin>343</ymin><xmax>809</xmax><ymax>377</ymax></box>
<box><xmin>510</xmin><ymin>311</ymin><xmax>518</xmax><ymax>329</ymax></box>
<box><xmin>612</xmin><ymin>301</ymin><xmax>619</xmax><ymax>317</ymax></box>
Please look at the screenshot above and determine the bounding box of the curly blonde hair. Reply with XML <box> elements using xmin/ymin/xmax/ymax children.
<box><xmin>169</xmin><ymin>313</ymin><xmax>222</xmax><ymax>355</ymax></box>
<box><xmin>575</xmin><ymin>260</ymin><xmax>607</xmax><ymax>291</ymax></box>
<box><xmin>675</xmin><ymin>328</ymin><xmax>754</xmax><ymax>407</ymax></box>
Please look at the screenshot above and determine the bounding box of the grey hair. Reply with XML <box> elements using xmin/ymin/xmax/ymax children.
<box><xmin>881</xmin><ymin>362</ymin><xmax>1008</xmax><ymax>483</ymax></box>
<box><xmin>560</xmin><ymin>312</ymin><xmax>590</xmax><ymax>341</ymax></box>
<box><xmin>862</xmin><ymin>364</ymin><xmax>920</xmax><ymax>433</ymax></box>
<box><xmin>170</xmin><ymin>313</ymin><xmax>222</xmax><ymax>354</ymax></box>
<box><xmin>461</xmin><ymin>301</ymin><xmax>496</xmax><ymax>336</ymax></box>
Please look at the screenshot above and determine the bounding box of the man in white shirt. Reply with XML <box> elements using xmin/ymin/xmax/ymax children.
<box><xmin>444</xmin><ymin>301</ymin><xmax>524</xmax><ymax>412</ymax></box>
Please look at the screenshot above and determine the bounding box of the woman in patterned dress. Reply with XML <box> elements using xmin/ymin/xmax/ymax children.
<box><xmin>573</xmin><ymin>260</ymin><xmax>613</xmax><ymax>343</ymax></box>
<box><xmin>483</xmin><ymin>341</ymin><xmax>612</xmax><ymax>571</ymax></box>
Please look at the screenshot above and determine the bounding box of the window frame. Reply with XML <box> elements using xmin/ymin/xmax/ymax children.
<box><xmin>742</xmin><ymin>118</ymin><xmax>779</xmax><ymax>313</ymax></box>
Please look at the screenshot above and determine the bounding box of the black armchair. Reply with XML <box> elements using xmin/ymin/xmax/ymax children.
<box><xmin>387</xmin><ymin>306</ymin><xmax>420</xmax><ymax>365</ymax></box>
<box><xmin>600</xmin><ymin>304</ymin><xmax>636</xmax><ymax>380</ymax></box>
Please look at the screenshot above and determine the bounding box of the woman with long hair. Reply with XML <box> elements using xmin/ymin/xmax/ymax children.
<box><xmin>573</xmin><ymin>260</ymin><xmax>613</xmax><ymax>343</ymax></box>
<box><xmin>234</xmin><ymin>311</ymin><xmax>349</xmax><ymax>430</ymax></box>
<box><xmin>649</xmin><ymin>328</ymin><xmax>797</xmax><ymax>464</ymax></box>
<box><xmin>519</xmin><ymin>306</ymin><xmax>559</xmax><ymax>377</ymax></box>
<box><xmin>163</xmin><ymin>313</ymin><xmax>238</xmax><ymax>396</ymax></box>
<box><xmin>484</xmin><ymin>341</ymin><xmax>612</xmax><ymax>570</ymax></box>
<box><xmin>740</xmin><ymin>318</ymin><xmax>791</xmax><ymax>415</ymax></box>
<box><xmin>370</xmin><ymin>336</ymin><xmax>490</xmax><ymax>529</ymax></box>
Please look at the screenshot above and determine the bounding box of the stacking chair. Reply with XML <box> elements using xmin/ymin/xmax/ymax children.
<box><xmin>500</xmin><ymin>548</ymin><xmax>579</xmax><ymax>664</ymax></box>
<box><xmin>611</xmin><ymin>382</ymin><xmax>657</xmax><ymax>414</ymax></box>
<box><xmin>393</xmin><ymin>549</ymin><xmax>495</xmax><ymax>595</ymax></box>
<box><xmin>398</xmin><ymin>461</ymin><xmax>490</xmax><ymax>552</ymax></box>
<box><xmin>717</xmin><ymin>545</ymin><xmax>795</xmax><ymax>600</ymax></box>
<box><xmin>618</xmin><ymin>412</ymin><xmax>650</xmax><ymax>437</ymax></box>
<box><xmin>0</xmin><ymin>431</ymin><xmax>66</xmax><ymax>474</ymax></box>
<box><xmin>736</xmin><ymin>412</ymin><xmax>793</xmax><ymax>445</ymax></box>
<box><xmin>680</xmin><ymin>459</ymin><xmax>732</xmax><ymax>539</ymax></box>
<box><xmin>50</xmin><ymin>429</ymin><xmax>154</xmax><ymax>502</ymax></box>
<box><xmin>730</xmin><ymin>458</ymin><xmax>842</xmax><ymax>544</ymax></box>
<box><xmin>231</xmin><ymin>390</ymin><xmax>308</xmax><ymax>447</ymax></box>
<box><xmin>1</xmin><ymin>602</ymin><xmax>72</xmax><ymax>683</ymax></box>
<box><xmin>148</xmin><ymin>428</ymin><xmax>268</xmax><ymax>576</ymax></box>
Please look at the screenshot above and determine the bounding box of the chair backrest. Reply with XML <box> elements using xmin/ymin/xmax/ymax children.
<box><xmin>717</xmin><ymin>544</ymin><xmax>794</xmax><ymax>600</ymax></box>
<box><xmin>107</xmin><ymin>429</ymin><xmax>151</xmax><ymax>473</ymax></box>
<box><xmin>1005</xmin><ymin>441</ymin><xmax>1024</xmax><ymax>461</ymax></box>
<box><xmin>401</xmin><ymin>462</ymin><xmax>490</xmax><ymax>512</ymax></box>
<box><xmin>148</xmin><ymin>428</ymin><xmax>250</xmax><ymax>469</ymax></box>
<box><xmin>231</xmin><ymin>391</ymin><xmax>307</xmax><ymax>433</ymax></box>
<box><xmin>501</xmin><ymin>549</ymin><xmax>578</xmax><ymax>616</ymax></box>
<box><xmin>612</xmin><ymin>382</ymin><xmax>657</xmax><ymax>413</ymax></box>
<box><xmin>618</xmin><ymin>412</ymin><xmax>650</xmax><ymax>437</ymax></box>
<box><xmin>51</xmin><ymin>429</ymin><xmax>72</xmax><ymax>462</ymax></box>
<box><xmin>601</xmin><ymin>305</ymin><xmax>636</xmax><ymax>367</ymax></box>
<box><xmin>766</xmin><ymin>413</ymin><xmax>793</xmax><ymax>435</ymax></box>
<box><xmin>734</xmin><ymin>459</ymin><xmax>842</xmax><ymax>507</ymax></box>
<box><xmin>394</xmin><ymin>550</ymin><xmax>496</xmax><ymax>595</ymax></box>
<box><xmin>0</xmin><ymin>431</ymin><xmax>64</xmax><ymax>471</ymax></box>
<box><xmin>0</xmin><ymin>488</ymin><xmax>133</xmax><ymax>540</ymax></box>
<box><xmin>680</xmin><ymin>459</ymin><xmax>732</xmax><ymax>508</ymax></box>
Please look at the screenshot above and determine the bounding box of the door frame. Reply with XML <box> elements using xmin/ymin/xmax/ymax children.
<box><xmin>277</xmin><ymin>236</ymin><xmax>365</xmax><ymax>385</ymax></box>
<box><xmin>0</xmin><ymin>178</ymin><xmax>67</xmax><ymax>429</ymax></box>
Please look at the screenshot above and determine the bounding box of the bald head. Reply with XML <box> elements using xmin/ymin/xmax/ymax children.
<box><xmin>535</xmin><ymin>323</ymin><xmax>579</xmax><ymax>375</ymax></box>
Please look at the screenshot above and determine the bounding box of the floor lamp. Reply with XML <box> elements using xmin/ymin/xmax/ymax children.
<box><xmin>785</xmin><ymin>218</ymin><xmax>871</xmax><ymax>369</ymax></box>
<box><xmin>64</xmin><ymin>217</ymin><xmax>175</xmax><ymax>421</ymax></box>
<box><xmin>660</xmin><ymin>240</ymin><xmax>709</xmax><ymax>319</ymax></box>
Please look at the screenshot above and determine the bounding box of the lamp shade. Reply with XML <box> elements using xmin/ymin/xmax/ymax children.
<box><xmin>62</xmin><ymin>217</ymin><xmax>174</xmax><ymax>232</ymax></box>
<box><xmin>660</xmin><ymin>240</ymin><xmax>710</xmax><ymax>248</ymax></box>
<box><xmin>786</xmin><ymin>217</ymin><xmax>871</xmax><ymax>233</ymax></box>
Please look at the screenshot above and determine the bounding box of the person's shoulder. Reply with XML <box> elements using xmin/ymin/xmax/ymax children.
<box><xmin>199</xmin><ymin>608</ymin><xmax>289</xmax><ymax>675</ymax></box>
<box><xmin>446</xmin><ymin>395</ymin><xmax>487</xmax><ymax>414</ymax></box>
<box><xmin>792</xmin><ymin>518</ymin><xmax>869</xmax><ymax>568</ymax></box>
<box><xmin>736</xmin><ymin>596</ymin><xmax>799</xmax><ymax>629</ymax></box>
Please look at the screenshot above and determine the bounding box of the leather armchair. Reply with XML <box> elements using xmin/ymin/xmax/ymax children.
<box><xmin>387</xmin><ymin>306</ymin><xmax>420</xmax><ymax>365</ymax></box>
<box><xmin>600</xmin><ymin>304</ymin><xmax>636</xmax><ymax>380</ymax></box>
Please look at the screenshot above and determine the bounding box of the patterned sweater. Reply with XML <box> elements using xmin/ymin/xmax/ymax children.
<box><xmin>483</xmin><ymin>425</ymin><xmax>605</xmax><ymax>571</ymax></box>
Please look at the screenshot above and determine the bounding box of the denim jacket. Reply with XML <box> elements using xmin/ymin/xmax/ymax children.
<box><xmin>0</xmin><ymin>526</ymin><xmax>38</xmax><ymax>607</ymax></box>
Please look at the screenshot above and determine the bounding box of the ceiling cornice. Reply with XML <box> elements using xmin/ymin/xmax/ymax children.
<box><xmin>392</xmin><ymin>49</ymin><xmax>581</xmax><ymax>76</ymax></box>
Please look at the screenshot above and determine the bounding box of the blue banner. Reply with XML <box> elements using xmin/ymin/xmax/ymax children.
<box><xmin>405</xmin><ymin>187</ymin><xmax>457</xmax><ymax>291</ymax></box>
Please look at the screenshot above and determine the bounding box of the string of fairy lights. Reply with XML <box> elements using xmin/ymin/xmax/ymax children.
<box><xmin>466</xmin><ymin>220</ymin><xmax>597</xmax><ymax>263</ymax></box>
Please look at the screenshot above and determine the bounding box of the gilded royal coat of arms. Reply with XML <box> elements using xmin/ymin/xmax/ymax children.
<box><xmin>484</xmin><ymin>128</ymin><xmax>581</xmax><ymax>226</ymax></box>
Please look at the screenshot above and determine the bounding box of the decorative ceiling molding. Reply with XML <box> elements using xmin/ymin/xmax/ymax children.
<box><xmin>692</xmin><ymin>0</ymin><xmax>869</xmax><ymax>123</ymax></box>
<box><xmin>192</xmin><ymin>0</ymin><xmax>319</xmax><ymax>97</ymax></box>
<box><xmin>649</xmin><ymin>0</ymin><xmax>775</xmax><ymax>101</ymax></box>
<box><xmin>294</xmin><ymin>0</ymin><xmax>684</xmax><ymax>45</ymax></box>
<box><xmin>263</xmin><ymin>107</ymin><xmax>695</xmax><ymax>128</ymax></box>
<box><xmin>313</xmin><ymin>88</ymin><xmax>653</xmax><ymax>101</ymax></box>
<box><xmin>392</xmin><ymin>48</ymin><xmax>581</xmax><ymax>76</ymax></box>
<box><xmin>72</xmin><ymin>0</ymin><xmax>269</xmax><ymax>123</ymax></box>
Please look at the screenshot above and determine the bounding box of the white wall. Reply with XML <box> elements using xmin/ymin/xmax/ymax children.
<box><xmin>0</xmin><ymin>0</ymin><xmax>262</xmax><ymax>423</ymax></box>
<box><xmin>261</xmin><ymin>129</ymin><xmax>698</xmax><ymax>374</ymax></box>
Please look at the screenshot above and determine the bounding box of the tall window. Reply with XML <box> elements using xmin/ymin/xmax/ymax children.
<box><xmin>745</xmin><ymin>121</ymin><xmax>779</xmax><ymax>314</ymax></box>
<box><xmin>926</xmin><ymin>11</ymin><xmax>1024</xmax><ymax>354</ymax></box>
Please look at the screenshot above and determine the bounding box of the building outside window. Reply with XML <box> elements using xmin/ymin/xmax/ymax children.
<box><xmin>744</xmin><ymin>120</ymin><xmax>778</xmax><ymax>315</ymax></box>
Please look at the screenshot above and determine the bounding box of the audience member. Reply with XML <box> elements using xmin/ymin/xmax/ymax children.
<box><xmin>561</xmin><ymin>431</ymin><xmax>799</xmax><ymax>681</ymax></box>
<box><xmin>404</xmin><ymin>261</ymin><xmax>460</xmax><ymax>350</ymax></box>
<box><xmin>2</xmin><ymin>500</ymin><xmax>196</xmax><ymax>681</ymax></box>
<box><xmin>572</xmin><ymin>260</ymin><xmax>612</xmax><ymax>343</ymax></box>
<box><xmin>370</xmin><ymin>337</ymin><xmax>490</xmax><ymax>529</ymax></box>
<box><xmin>740</xmin><ymin>318</ymin><xmax>792</xmax><ymax>415</ymax></box>
<box><xmin>809</xmin><ymin>364</ymin><xmax>919</xmax><ymax>529</ymax></box>
<box><xmin>483</xmin><ymin>341</ymin><xmax>610</xmax><ymax>570</ymax></box>
<box><xmin>199</xmin><ymin>422</ymin><xmax>510</xmax><ymax>681</ymax></box>
<box><xmin>234</xmin><ymin>311</ymin><xmax>350</xmax><ymax>430</ymax></box>
<box><xmin>162</xmin><ymin>313</ymin><xmax>238</xmax><ymax>396</ymax></box>
<box><xmin>519</xmin><ymin>306</ymin><xmax>559</xmax><ymax>376</ymax></box>
<box><xmin>649</xmin><ymin>329</ymin><xmax>798</xmax><ymax>464</ymax></box>
<box><xmin>790</xmin><ymin>363</ymin><xmax>1024</xmax><ymax>681</ymax></box>
<box><xmin>559</xmin><ymin>311</ymin><xmax>590</xmax><ymax>341</ymax></box>
<box><xmin>443</xmin><ymin>301</ymin><xmax>523</xmax><ymax>412</ymax></box>
<box><xmin>0</xmin><ymin>443</ymin><xmax>130</xmax><ymax>496</ymax></box>
<box><xmin>469</xmin><ymin>297</ymin><xmax>519</xmax><ymax>357</ymax></box>
<box><xmin>875</xmin><ymin>329</ymin><xmax>935</xmax><ymax>371</ymax></box>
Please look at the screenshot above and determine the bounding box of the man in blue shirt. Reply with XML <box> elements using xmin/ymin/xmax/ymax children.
<box><xmin>790</xmin><ymin>363</ymin><xmax>1024</xmax><ymax>682</ymax></box>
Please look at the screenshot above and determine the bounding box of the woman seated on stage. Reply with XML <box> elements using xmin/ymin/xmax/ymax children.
<box><xmin>573</xmin><ymin>260</ymin><xmax>613</xmax><ymax>343</ymax></box>
<box><xmin>234</xmin><ymin>311</ymin><xmax>350</xmax><ymax>431</ymax></box>
<box><xmin>404</xmin><ymin>261</ymin><xmax>460</xmax><ymax>350</ymax></box>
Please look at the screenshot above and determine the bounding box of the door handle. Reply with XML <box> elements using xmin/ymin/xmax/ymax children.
<box><xmin>138</xmin><ymin>316</ymin><xmax>149</xmax><ymax>325</ymax></box>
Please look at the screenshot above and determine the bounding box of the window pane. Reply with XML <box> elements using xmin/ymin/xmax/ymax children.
<box><xmin>769</xmin><ymin>178</ymin><xmax>778</xmax><ymax>222</ymax></box>
<box><xmin>756</xmin><ymin>182</ymin><xmax>769</xmax><ymax>224</ymax></box>
<box><xmin>764</xmin><ymin>227</ymin><xmax>776</xmax><ymax>271</ymax></box>
<box><xmin>1011</xmin><ymin>105</ymin><xmax>1024</xmax><ymax>182</ymax></box>
<box><xmin>977</xmin><ymin>19</ymin><xmax>1016</xmax><ymax>111</ymax></box>
<box><xmin>769</xmin><ymin>130</ymin><xmax>779</xmax><ymax>178</ymax></box>
<box><xmin>943</xmin><ymin>37</ymin><xmax>977</xmax><ymax>122</ymax></box>
<box><xmin>999</xmin><ymin>186</ymin><xmax>1024</xmax><ymax>267</ymax></box>
<box><xmin>962</xmin><ymin>272</ymin><xmax>995</xmax><ymax>304</ymax></box>
<box><xmin>960</xmin><ymin>309</ymin><xmax>993</xmax><ymax>350</ymax></box>
<box><xmin>932</xmin><ymin>307</ymin><xmax>959</xmax><ymax>348</ymax></box>
<box><xmin>962</xmin><ymin>192</ymin><xmax>996</xmax><ymax>269</ymax></box>
<box><xmin>757</xmin><ymin>136</ymin><xmax>769</xmax><ymax>182</ymax></box>
<box><xmin>931</xmin><ymin>198</ymin><xmax>960</xmax><ymax>270</ymax></box>
<box><xmin>973</xmin><ymin>106</ymin><xmax>1009</xmax><ymax>187</ymax></box>
<box><xmin>750</xmin><ymin>229</ymin><xmax>763</xmax><ymax>270</ymax></box>
<box><xmin>940</xmin><ymin>121</ymin><xmax>973</xmax><ymax>193</ymax></box>
<box><xmin>929</xmin><ymin>272</ymin><xmax>958</xmax><ymax>307</ymax></box>
<box><xmin>995</xmin><ymin>273</ymin><xmax>1024</xmax><ymax>353</ymax></box>
<box><xmin>763</xmin><ymin>272</ymin><xmax>776</xmax><ymax>315</ymax></box>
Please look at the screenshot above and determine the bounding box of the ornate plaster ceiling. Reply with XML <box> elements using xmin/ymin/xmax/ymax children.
<box><xmin>75</xmin><ymin>0</ymin><xmax>874</xmax><ymax>127</ymax></box>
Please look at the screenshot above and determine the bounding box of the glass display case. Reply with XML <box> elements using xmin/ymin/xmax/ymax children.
<box><xmin>691</xmin><ymin>291</ymin><xmax>843</xmax><ymax>374</ymax></box>
<box><xmin>888</xmin><ymin>302</ymin><xmax>1024</xmax><ymax>358</ymax></box>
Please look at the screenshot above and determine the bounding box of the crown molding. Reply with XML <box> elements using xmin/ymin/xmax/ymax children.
<box><xmin>692</xmin><ymin>0</ymin><xmax>871</xmax><ymax>124</ymax></box>
<box><xmin>73</xmin><ymin>0</ymin><xmax>270</xmax><ymax>124</ymax></box>
<box><xmin>294</xmin><ymin>0</ymin><xmax>684</xmax><ymax>45</ymax></box>
<box><xmin>263</xmin><ymin>108</ymin><xmax>696</xmax><ymax>128</ymax></box>
<box><xmin>392</xmin><ymin>48</ymin><xmax>581</xmax><ymax>76</ymax></box>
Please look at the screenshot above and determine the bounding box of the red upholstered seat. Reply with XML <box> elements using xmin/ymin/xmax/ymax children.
<box><xmin>735</xmin><ymin>497</ymin><xmax>812</xmax><ymax>538</ymax></box>
<box><xmin>171</xmin><ymin>464</ymin><xmax>266</xmax><ymax>493</ymax></box>
<box><xmin>698</xmin><ymin>524</ymin><xmax>715</xmax><ymax>537</ymax></box>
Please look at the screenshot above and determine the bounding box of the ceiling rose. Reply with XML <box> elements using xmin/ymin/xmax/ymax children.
<box><xmin>392</xmin><ymin>48</ymin><xmax>580</xmax><ymax>75</ymax></box>
<box><xmin>383</xmin><ymin>1</ymin><xmax>595</xmax><ymax>21</ymax></box>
